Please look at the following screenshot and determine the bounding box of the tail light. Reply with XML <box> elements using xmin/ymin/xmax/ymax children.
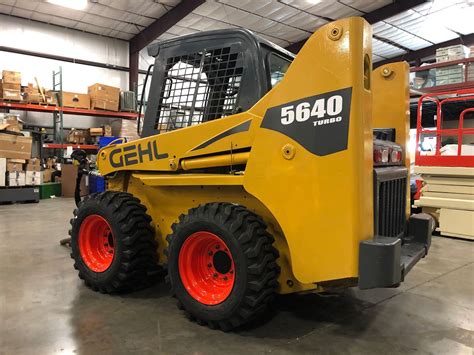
<box><xmin>374</xmin><ymin>144</ymin><xmax>403</xmax><ymax>166</ymax></box>
<box><xmin>391</xmin><ymin>149</ymin><xmax>402</xmax><ymax>163</ymax></box>
<box><xmin>373</xmin><ymin>146</ymin><xmax>389</xmax><ymax>164</ymax></box>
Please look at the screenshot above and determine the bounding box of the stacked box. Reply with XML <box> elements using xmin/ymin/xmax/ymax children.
<box><xmin>62</xmin><ymin>92</ymin><xmax>90</xmax><ymax>109</ymax></box>
<box><xmin>468</xmin><ymin>62</ymin><xmax>474</xmax><ymax>82</ymax></box>
<box><xmin>435</xmin><ymin>64</ymin><xmax>464</xmax><ymax>86</ymax></box>
<box><xmin>0</xmin><ymin>114</ymin><xmax>22</xmax><ymax>133</ymax></box>
<box><xmin>89</xmin><ymin>127</ymin><xmax>103</xmax><ymax>136</ymax></box>
<box><xmin>0</xmin><ymin>157</ymin><xmax>5</xmax><ymax>187</ymax></box>
<box><xmin>67</xmin><ymin>129</ymin><xmax>87</xmax><ymax>144</ymax></box>
<box><xmin>8</xmin><ymin>171</ymin><xmax>26</xmax><ymax>186</ymax></box>
<box><xmin>0</xmin><ymin>133</ymin><xmax>32</xmax><ymax>160</ymax></box>
<box><xmin>6</xmin><ymin>158</ymin><xmax>24</xmax><ymax>172</ymax></box>
<box><xmin>88</xmin><ymin>83</ymin><xmax>120</xmax><ymax>112</ymax></box>
<box><xmin>22</xmin><ymin>83</ymin><xmax>42</xmax><ymax>103</ymax></box>
<box><xmin>26</xmin><ymin>158</ymin><xmax>41</xmax><ymax>172</ymax></box>
<box><xmin>1</xmin><ymin>71</ymin><xmax>21</xmax><ymax>101</ymax></box>
<box><xmin>26</xmin><ymin>171</ymin><xmax>43</xmax><ymax>186</ymax></box>
<box><xmin>436</xmin><ymin>45</ymin><xmax>469</xmax><ymax>63</ymax></box>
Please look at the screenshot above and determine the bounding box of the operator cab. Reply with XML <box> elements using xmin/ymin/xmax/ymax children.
<box><xmin>139</xmin><ymin>29</ymin><xmax>294</xmax><ymax>137</ymax></box>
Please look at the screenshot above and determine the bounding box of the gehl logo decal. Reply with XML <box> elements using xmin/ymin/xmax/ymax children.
<box><xmin>261</xmin><ymin>87</ymin><xmax>352</xmax><ymax>156</ymax></box>
<box><xmin>109</xmin><ymin>140</ymin><xmax>168</xmax><ymax>168</ymax></box>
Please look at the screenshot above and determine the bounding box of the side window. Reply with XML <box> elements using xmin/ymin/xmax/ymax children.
<box><xmin>269</xmin><ymin>53</ymin><xmax>292</xmax><ymax>88</ymax></box>
<box><xmin>155</xmin><ymin>47</ymin><xmax>244</xmax><ymax>132</ymax></box>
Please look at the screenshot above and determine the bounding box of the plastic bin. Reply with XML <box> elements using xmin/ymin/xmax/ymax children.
<box><xmin>89</xmin><ymin>174</ymin><xmax>106</xmax><ymax>193</ymax></box>
<box><xmin>39</xmin><ymin>182</ymin><xmax>62</xmax><ymax>199</ymax></box>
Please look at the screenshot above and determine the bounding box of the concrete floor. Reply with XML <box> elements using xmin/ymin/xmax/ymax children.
<box><xmin>0</xmin><ymin>198</ymin><xmax>473</xmax><ymax>355</ymax></box>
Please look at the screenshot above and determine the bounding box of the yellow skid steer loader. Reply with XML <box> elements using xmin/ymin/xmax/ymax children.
<box><xmin>69</xmin><ymin>17</ymin><xmax>431</xmax><ymax>331</ymax></box>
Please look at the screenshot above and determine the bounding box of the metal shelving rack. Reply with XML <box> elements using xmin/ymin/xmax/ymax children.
<box><xmin>0</xmin><ymin>69</ymin><xmax>140</xmax><ymax>203</ymax></box>
<box><xmin>52</xmin><ymin>67</ymin><xmax>64</xmax><ymax>151</ymax></box>
<box><xmin>0</xmin><ymin>67</ymin><xmax>138</xmax><ymax>156</ymax></box>
<box><xmin>0</xmin><ymin>101</ymin><xmax>139</xmax><ymax>119</ymax></box>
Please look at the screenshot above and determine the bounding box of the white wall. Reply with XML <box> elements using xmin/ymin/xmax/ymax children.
<box><xmin>0</xmin><ymin>14</ymin><xmax>130</xmax><ymax>131</ymax></box>
<box><xmin>0</xmin><ymin>14</ymin><xmax>129</xmax><ymax>91</ymax></box>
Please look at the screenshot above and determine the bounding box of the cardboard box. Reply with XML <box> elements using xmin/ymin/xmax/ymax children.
<box><xmin>8</xmin><ymin>171</ymin><xmax>25</xmax><ymax>186</ymax></box>
<box><xmin>8</xmin><ymin>158</ymin><xmax>25</xmax><ymax>163</ymax></box>
<box><xmin>24</xmin><ymin>92</ymin><xmax>43</xmax><ymax>103</ymax></box>
<box><xmin>61</xmin><ymin>164</ymin><xmax>88</xmax><ymax>198</ymax></box>
<box><xmin>46</xmin><ymin>157</ymin><xmax>57</xmax><ymax>169</ymax></box>
<box><xmin>44</xmin><ymin>91</ymin><xmax>58</xmax><ymax>105</ymax></box>
<box><xmin>2</xmin><ymin>89</ymin><xmax>22</xmax><ymax>101</ymax></box>
<box><xmin>62</xmin><ymin>92</ymin><xmax>90</xmax><ymax>109</ymax></box>
<box><xmin>436</xmin><ymin>45</ymin><xmax>469</xmax><ymax>63</ymax></box>
<box><xmin>2</xmin><ymin>70</ymin><xmax>21</xmax><ymax>84</ymax></box>
<box><xmin>88</xmin><ymin>83</ymin><xmax>120</xmax><ymax>112</ymax></box>
<box><xmin>67</xmin><ymin>129</ymin><xmax>87</xmax><ymax>144</ymax></box>
<box><xmin>26</xmin><ymin>171</ymin><xmax>43</xmax><ymax>186</ymax></box>
<box><xmin>436</xmin><ymin>77</ymin><xmax>464</xmax><ymax>85</ymax></box>
<box><xmin>90</xmin><ymin>97</ymin><xmax>119</xmax><ymax>112</ymax></box>
<box><xmin>0</xmin><ymin>115</ymin><xmax>23</xmax><ymax>132</ymax></box>
<box><xmin>436</xmin><ymin>54</ymin><xmax>467</xmax><ymax>63</ymax></box>
<box><xmin>435</xmin><ymin>65</ymin><xmax>464</xmax><ymax>76</ymax></box>
<box><xmin>89</xmin><ymin>127</ymin><xmax>103</xmax><ymax>136</ymax></box>
<box><xmin>2</xmin><ymin>82</ymin><xmax>20</xmax><ymax>90</ymax></box>
<box><xmin>6</xmin><ymin>159</ymin><xmax>23</xmax><ymax>172</ymax></box>
<box><xmin>26</xmin><ymin>164</ymin><xmax>41</xmax><ymax>172</ymax></box>
<box><xmin>43</xmin><ymin>168</ymin><xmax>53</xmax><ymax>183</ymax></box>
<box><xmin>0</xmin><ymin>133</ymin><xmax>32</xmax><ymax>160</ymax></box>
<box><xmin>104</xmin><ymin>124</ymin><xmax>112</xmax><ymax>137</ymax></box>
<box><xmin>436</xmin><ymin>45</ymin><xmax>469</xmax><ymax>57</ymax></box>
<box><xmin>88</xmin><ymin>83</ymin><xmax>120</xmax><ymax>99</ymax></box>
<box><xmin>0</xmin><ymin>122</ymin><xmax>21</xmax><ymax>133</ymax></box>
<box><xmin>27</xmin><ymin>158</ymin><xmax>41</xmax><ymax>166</ymax></box>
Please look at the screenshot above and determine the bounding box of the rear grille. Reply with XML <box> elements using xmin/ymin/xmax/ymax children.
<box><xmin>374</xmin><ymin>167</ymin><xmax>408</xmax><ymax>237</ymax></box>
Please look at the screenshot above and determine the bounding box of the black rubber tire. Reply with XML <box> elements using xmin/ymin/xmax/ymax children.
<box><xmin>70</xmin><ymin>191</ymin><xmax>158</xmax><ymax>293</ymax></box>
<box><xmin>166</xmin><ymin>203</ymin><xmax>280</xmax><ymax>331</ymax></box>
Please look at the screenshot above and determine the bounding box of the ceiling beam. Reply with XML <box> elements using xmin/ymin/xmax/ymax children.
<box><xmin>375</xmin><ymin>33</ymin><xmax>474</xmax><ymax>67</ymax></box>
<box><xmin>129</xmin><ymin>0</ymin><xmax>205</xmax><ymax>54</ymax></box>
<box><xmin>362</xmin><ymin>0</ymin><xmax>427</xmax><ymax>24</ymax></box>
<box><xmin>285</xmin><ymin>0</ymin><xmax>428</xmax><ymax>54</ymax></box>
<box><xmin>129</xmin><ymin>0</ymin><xmax>205</xmax><ymax>91</ymax></box>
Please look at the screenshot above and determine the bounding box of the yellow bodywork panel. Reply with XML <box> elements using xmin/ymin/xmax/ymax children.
<box><xmin>372</xmin><ymin>62</ymin><xmax>411</xmax><ymax>216</ymax></box>
<box><xmin>98</xmin><ymin>17</ymin><xmax>409</xmax><ymax>291</ymax></box>
<box><xmin>243</xmin><ymin>17</ymin><xmax>373</xmax><ymax>283</ymax></box>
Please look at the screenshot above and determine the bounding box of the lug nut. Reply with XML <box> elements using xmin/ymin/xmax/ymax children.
<box><xmin>215</xmin><ymin>245</ymin><xmax>220</xmax><ymax>249</ymax></box>
<box><xmin>208</xmin><ymin>251</ymin><xmax>213</xmax><ymax>256</ymax></box>
<box><xmin>207</xmin><ymin>263</ymin><xmax>212</xmax><ymax>268</ymax></box>
<box><xmin>223</xmin><ymin>276</ymin><xmax>228</xmax><ymax>281</ymax></box>
<box><xmin>213</xmin><ymin>273</ymin><xmax>218</xmax><ymax>278</ymax></box>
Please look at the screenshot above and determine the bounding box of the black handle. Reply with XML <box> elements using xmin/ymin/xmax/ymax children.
<box><xmin>137</xmin><ymin>64</ymin><xmax>154</xmax><ymax>136</ymax></box>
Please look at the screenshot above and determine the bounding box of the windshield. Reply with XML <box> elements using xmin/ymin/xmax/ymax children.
<box><xmin>269</xmin><ymin>53</ymin><xmax>292</xmax><ymax>87</ymax></box>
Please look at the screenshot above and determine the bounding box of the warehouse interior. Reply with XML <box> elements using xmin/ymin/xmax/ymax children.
<box><xmin>0</xmin><ymin>0</ymin><xmax>473</xmax><ymax>354</ymax></box>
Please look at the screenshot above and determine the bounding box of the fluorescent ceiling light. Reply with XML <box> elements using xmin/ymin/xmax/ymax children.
<box><xmin>307</xmin><ymin>0</ymin><xmax>322</xmax><ymax>4</ymax></box>
<box><xmin>47</xmin><ymin>0</ymin><xmax>88</xmax><ymax>10</ymax></box>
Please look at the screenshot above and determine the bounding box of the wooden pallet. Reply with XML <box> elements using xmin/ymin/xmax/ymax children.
<box><xmin>0</xmin><ymin>98</ymin><xmax>22</xmax><ymax>103</ymax></box>
<box><xmin>25</xmin><ymin>100</ymin><xmax>57</xmax><ymax>106</ymax></box>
